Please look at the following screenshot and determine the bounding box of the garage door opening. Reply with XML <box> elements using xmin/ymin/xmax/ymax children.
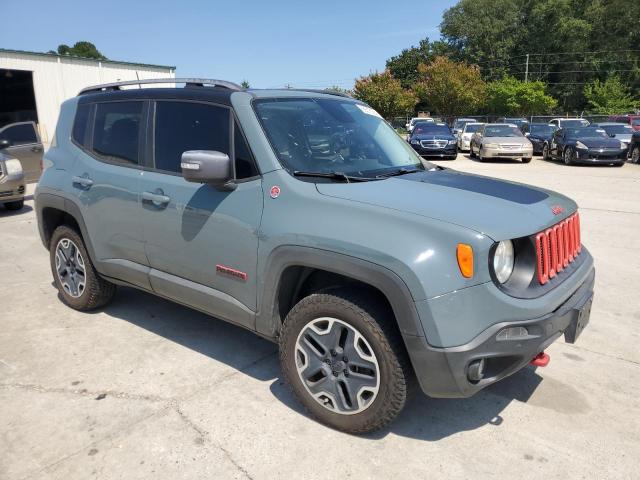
<box><xmin>0</xmin><ymin>68</ymin><xmax>38</xmax><ymax>129</ymax></box>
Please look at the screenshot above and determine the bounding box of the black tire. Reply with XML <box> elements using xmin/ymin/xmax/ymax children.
<box><xmin>279</xmin><ymin>288</ymin><xmax>413</xmax><ymax>434</ymax></box>
<box><xmin>542</xmin><ymin>143</ymin><xmax>550</xmax><ymax>161</ymax></box>
<box><xmin>563</xmin><ymin>147</ymin><xmax>574</xmax><ymax>166</ymax></box>
<box><xmin>4</xmin><ymin>199</ymin><xmax>24</xmax><ymax>210</ymax></box>
<box><xmin>469</xmin><ymin>143</ymin><xmax>476</xmax><ymax>158</ymax></box>
<box><xmin>477</xmin><ymin>145</ymin><xmax>485</xmax><ymax>162</ymax></box>
<box><xmin>50</xmin><ymin>225</ymin><xmax>116</xmax><ymax>311</ymax></box>
<box><xmin>613</xmin><ymin>161</ymin><xmax>624</xmax><ymax>167</ymax></box>
<box><xmin>522</xmin><ymin>157</ymin><xmax>532</xmax><ymax>163</ymax></box>
<box><xmin>631</xmin><ymin>146</ymin><xmax>640</xmax><ymax>164</ymax></box>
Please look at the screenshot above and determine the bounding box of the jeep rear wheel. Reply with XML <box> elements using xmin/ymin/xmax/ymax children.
<box><xmin>279</xmin><ymin>288</ymin><xmax>413</xmax><ymax>433</ymax></box>
<box><xmin>50</xmin><ymin>225</ymin><xmax>116</xmax><ymax>311</ymax></box>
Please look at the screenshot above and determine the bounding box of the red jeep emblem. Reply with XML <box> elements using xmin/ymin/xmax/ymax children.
<box><xmin>551</xmin><ymin>205</ymin><xmax>565</xmax><ymax>215</ymax></box>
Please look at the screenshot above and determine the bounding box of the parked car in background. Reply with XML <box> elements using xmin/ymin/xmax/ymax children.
<box><xmin>628</xmin><ymin>131</ymin><xmax>640</xmax><ymax>163</ymax></box>
<box><xmin>0</xmin><ymin>121</ymin><xmax>44</xmax><ymax>183</ymax></box>
<box><xmin>0</xmin><ymin>150</ymin><xmax>26</xmax><ymax>210</ymax></box>
<box><xmin>497</xmin><ymin>117</ymin><xmax>529</xmax><ymax>131</ymax></box>
<box><xmin>457</xmin><ymin>122</ymin><xmax>483</xmax><ymax>152</ymax></box>
<box><xmin>408</xmin><ymin>122</ymin><xmax>458</xmax><ymax>159</ymax></box>
<box><xmin>608</xmin><ymin>114</ymin><xmax>640</xmax><ymax>131</ymax></box>
<box><xmin>548</xmin><ymin>118</ymin><xmax>590</xmax><ymax>129</ymax></box>
<box><xmin>592</xmin><ymin>123</ymin><xmax>634</xmax><ymax>151</ymax></box>
<box><xmin>543</xmin><ymin>127</ymin><xmax>627</xmax><ymax>166</ymax></box>
<box><xmin>522</xmin><ymin>123</ymin><xmax>558</xmax><ymax>155</ymax></box>
<box><xmin>405</xmin><ymin>116</ymin><xmax>434</xmax><ymax>133</ymax></box>
<box><xmin>469</xmin><ymin>124</ymin><xmax>533</xmax><ymax>163</ymax></box>
<box><xmin>452</xmin><ymin>117</ymin><xmax>476</xmax><ymax>136</ymax></box>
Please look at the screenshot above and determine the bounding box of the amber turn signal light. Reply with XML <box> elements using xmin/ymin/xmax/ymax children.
<box><xmin>457</xmin><ymin>243</ymin><xmax>474</xmax><ymax>278</ymax></box>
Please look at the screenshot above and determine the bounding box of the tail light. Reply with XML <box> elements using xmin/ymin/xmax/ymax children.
<box><xmin>535</xmin><ymin>212</ymin><xmax>581</xmax><ymax>285</ymax></box>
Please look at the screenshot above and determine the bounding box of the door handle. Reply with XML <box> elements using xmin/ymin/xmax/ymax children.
<box><xmin>72</xmin><ymin>175</ymin><xmax>94</xmax><ymax>188</ymax></box>
<box><xmin>142</xmin><ymin>190</ymin><xmax>171</xmax><ymax>206</ymax></box>
<box><xmin>31</xmin><ymin>146</ymin><xmax>43</xmax><ymax>153</ymax></box>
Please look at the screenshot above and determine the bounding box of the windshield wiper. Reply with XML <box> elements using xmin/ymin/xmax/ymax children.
<box><xmin>375</xmin><ymin>167</ymin><xmax>422</xmax><ymax>178</ymax></box>
<box><xmin>293</xmin><ymin>170</ymin><xmax>380</xmax><ymax>182</ymax></box>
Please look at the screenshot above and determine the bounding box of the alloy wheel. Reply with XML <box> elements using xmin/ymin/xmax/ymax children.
<box><xmin>55</xmin><ymin>238</ymin><xmax>86</xmax><ymax>298</ymax></box>
<box><xmin>632</xmin><ymin>146</ymin><xmax>640</xmax><ymax>164</ymax></box>
<box><xmin>294</xmin><ymin>317</ymin><xmax>380</xmax><ymax>415</ymax></box>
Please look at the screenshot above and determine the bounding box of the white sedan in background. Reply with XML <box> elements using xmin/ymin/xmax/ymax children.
<box><xmin>457</xmin><ymin>122</ymin><xmax>484</xmax><ymax>152</ymax></box>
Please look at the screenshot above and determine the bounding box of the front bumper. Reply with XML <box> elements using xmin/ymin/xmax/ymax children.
<box><xmin>0</xmin><ymin>171</ymin><xmax>26</xmax><ymax>204</ymax></box>
<box><xmin>480</xmin><ymin>146</ymin><xmax>533</xmax><ymax>159</ymax></box>
<box><xmin>405</xmin><ymin>264</ymin><xmax>595</xmax><ymax>398</ymax></box>
<box><xmin>458</xmin><ymin>138</ymin><xmax>471</xmax><ymax>151</ymax></box>
<box><xmin>411</xmin><ymin>143</ymin><xmax>458</xmax><ymax>158</ymax></box>
<box><xmin>574</xmin><ymin>147</ymin><xmax>627</xmax><ymax>164</ymax></box>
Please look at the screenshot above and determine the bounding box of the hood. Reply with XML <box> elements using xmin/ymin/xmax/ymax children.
<box><xmin>571</xmin><ymin>136</ymin><xmax>623</xmax><ymax>149</ymax></box>
<box><xmin>411</xmin><ymin>133</ymin><xmax>455</xmax><ymax>141</ymax></box>
<box><xmin>484</xmin><ymin>136</ymin><xmax>530</xmax><ymax>146</ymax></box>
<box><xmin>316</xmin><ymin>169</ymin><xmax>576</xmax><ymax>240</ymax></box>
<box><xmin>612</xmin><ymin>133</ymin><xmax>632</xmax><ymax>142</ymax></box>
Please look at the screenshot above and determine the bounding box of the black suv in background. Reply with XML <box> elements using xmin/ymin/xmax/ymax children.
<box><xmin>522</xmin><ymin>123</ymin><xmax>557</xmax><ymax>155</ymax></box>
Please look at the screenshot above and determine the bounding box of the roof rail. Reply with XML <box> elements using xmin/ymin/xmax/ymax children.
<box><xmin>78</xmin><ymin>78</ymin><xmax>243</xmax><ymax>95</ymax></box>
<box><xmin>293</xmin><ymin>88</ymin><xmax>352</xmax><ymax>98</ymax></box>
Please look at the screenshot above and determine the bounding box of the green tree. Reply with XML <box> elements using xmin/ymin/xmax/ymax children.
<box><xmin>325</xmin><ymin>86</ymin><xmax>352</xmax><ymax>96</ymax></box>
<box><xmin>485</xmin><ymin>76</ymin><xmax>557</xmax><ymax>115</ymax></box>
<box><xmin>52</xmin><ymin>41</ymin><xmax>106</xmax><ymax>60</ymax></box>
<box><xmin>352</xmin><ymin>71</ymin><xmax>417</xmax><ymax>119</ymax></box>
<box><xmin>584</xmin><ymin>76</ymin><xmax>638</xmax><ymax>114</ymax></box>
<box><xmin>412</xmin><ymin>57</ymin><xmax>486</xmax><ymax>116</ymax></box>
<box><xmin>240</xmin><ymin>80</ymin><xmax>250</xmax><ymax>89</ymax></box>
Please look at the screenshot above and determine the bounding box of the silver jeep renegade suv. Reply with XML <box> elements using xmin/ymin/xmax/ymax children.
<box><xmin>35</xmin><ymin>79</ymin><xmax>595</xmax><ymax>433</ymax></box>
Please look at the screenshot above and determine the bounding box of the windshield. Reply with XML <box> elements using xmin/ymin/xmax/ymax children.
<box><xmin>529</xmin><ymin>125</ymin><xmax>556</xmax><ymax>136</ymax></box>
<box><xmin>504</xmin><ymin>118</ymin><xmax>528</xmax><ymax>126</ymax></box>
<box><xmin>254</xmin><ymin>98</ymin><xmax>430</xmax><ymax>177</ymax></box>
<box><xmin>565</xmin><ymin>127</ymin><xmax>607</xmax><ymax>138</ymax></box>
<box><xmin>561</xmin><ymin>119</ymin><xmax>590</xmax><ymax>128</ymax></box>
<box><xmin>413</xmin><ymin>124</ymin><xmax>451</xmax><ymax>135</ymax></box>
<box><xmin>454</xmin><ymin>119</ymin><xmax>473</xmax><ymax>129</ymax></box>
<box><xmin>484</xmin><ymin>125</ymin><xmax>523</xmax><ymax>137</ymax></box>
<box><xmin>464</xmin><ymin>124</ymin><xmax>482</xmax><ymax>133</ymax></box>
<box><xmin>411</xmin><ymin>118</ymin><xmax>433</xmax><ymax>125</ymax></box>
<box><xmin>599</xmin><ymin>124</ymin><xmax>633</xmax><ymax>135</ymax></box>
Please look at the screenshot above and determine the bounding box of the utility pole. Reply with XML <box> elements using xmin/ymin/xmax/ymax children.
<box><xmin>525</xmin><ymin>54</ymin><xmax>529</xmax><ymax>82</ymax></box>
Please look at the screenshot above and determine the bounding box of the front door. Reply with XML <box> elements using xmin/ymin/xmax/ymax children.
<box><xmin>140</xmin><ymin>100</ymin><xmax>262</xmax><ymax>328</ymax></box>
<box><xmin>0</xmin><ymin>121</ymin><xmax>44</xmax><ymax>182</ymax></box>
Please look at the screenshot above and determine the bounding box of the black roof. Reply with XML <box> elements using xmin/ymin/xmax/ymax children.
<box><xmin>78</xmin><ymin>86</ymin><xmax>235</xmax><ymax>107</ymax></box>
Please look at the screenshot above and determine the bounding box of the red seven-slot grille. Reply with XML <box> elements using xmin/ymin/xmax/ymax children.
<box><xmin>535</xmin><ymin>212</ymin><xmax>581</xmax><ymax>285</ymax></box>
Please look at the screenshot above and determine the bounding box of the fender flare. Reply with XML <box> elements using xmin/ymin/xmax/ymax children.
<box><xmin>35</xmin><ymin>192</ymin><xmax>97</xmax><ymax>263</ymax></box>
<box><xmin>255</xmin><ymin>245</ymin><xmax>425</xmax><ymax>339</ymax></box>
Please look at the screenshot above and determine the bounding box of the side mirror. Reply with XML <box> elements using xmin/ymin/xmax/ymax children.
<box><xmin>181</xmin><ymin>150</ymin><xmax>235</xmax><ymax>190</ymax></box>
<box><xmin>0</xmin><ymin>139</ymin><xmax>10</xmax><ymax>150</ymax></box>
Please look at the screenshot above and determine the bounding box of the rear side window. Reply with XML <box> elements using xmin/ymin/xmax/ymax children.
<box><xmin>154</xmin><ymin>101</ymin><xmax>230</xmax><ymax>174</ymax></box>
<box><xmin>0</xmin><ymin>123</ymin><xmax>38</xmax><ymax>145</ymax></box>
<box><xmin>92</xmin><ymin>102</ymin><xmax>143</xmax><ymax>164</ymax></box>
<box><xmin>72</xmin><ymin>104</ymin><xmax>91</xmax><ymax>147</ymax></box>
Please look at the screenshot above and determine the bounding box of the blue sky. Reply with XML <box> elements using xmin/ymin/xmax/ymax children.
<box><xmin>1</xmin><ymin>0</ymin><xmax>457</xmax><ymax>88</ymax></box>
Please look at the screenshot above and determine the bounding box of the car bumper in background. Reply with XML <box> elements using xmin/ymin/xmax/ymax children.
<box><xmin>481</xmin><ymin>146</ymin><xmax>533</xmax><ymax>159</ymax></box>
<box><xmin>575</xmin><ymin>148</ymin><xmax>627</xmax><ymax>163</ymax></box>
<box><xmin>0</xmin><ymin>172</ymin><xmax>26</xmax><ymax>204</ymax></box>
<box><xmin>411</xmin><ymin>144</ymin><xmax>458</xmax><ymax>158</ymax></box>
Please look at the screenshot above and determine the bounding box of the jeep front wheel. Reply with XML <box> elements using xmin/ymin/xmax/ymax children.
<box><xmin>279</xmin><ymin>288</ymin><xmax>413</xmax><ymax>434</ymax></box>
<box><xmin>50</xmin><ymin>225</ymin><xmax>116</xmax><ymax>311</ymax></box>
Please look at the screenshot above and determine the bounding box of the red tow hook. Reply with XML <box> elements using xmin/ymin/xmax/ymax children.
<box><xmin>530</xmin><ymin>352</ymin><xmax>550</xmax><ymax>367</ymax></box>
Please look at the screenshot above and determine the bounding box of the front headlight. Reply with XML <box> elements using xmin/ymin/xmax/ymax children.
<box><xmin>448</xmin><ymin>139</ymin><xmax>457</xmax><ymax>145</ymax></box>
<box><xmin>410</xmin><ymin>139</ymin><xmax>419</xmax><ymax>145</ymax></box>
<box><xmin>484</xmin><ymin>143</ymin><xmax>499</xmax><ymax>148</ymax></box>
<box><xmin>576</xmin><ymin>141</ymin><xmax>588</xmax><ymax>149</ymax></box>
<box><xmin>493</xmin><ymin>240</ymin><xmax>514</xmax><ymax>284</ymax></box>
<box><xmin>620</xmin><ymin>141</ymin><xmax>628</xmax><ymax>149</ymax></box>
<box><xmin>4</xmin><ymin>158</ymin><xmax>23</xmax><ymax>176</ymax></box>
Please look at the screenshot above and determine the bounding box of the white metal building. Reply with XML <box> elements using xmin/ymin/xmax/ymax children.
<box><xmin>0</xmin><ymin>48</ymin><xmax>175</xmax><ymax>142</ymax></box>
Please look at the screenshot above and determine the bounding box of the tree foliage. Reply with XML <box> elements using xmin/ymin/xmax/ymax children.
<box><xmin>385</xmin><ymin>38</ymin><xmax>454</xmax><ymax>89</ymax></box>
<box><xmin>436</xmin><ymin>0</ymin><xmax>640</xmax><ymax>111</ymax></box>
<box><xmin>584</xmin><ymin>76</ymin><xmax>638</xmax><ymax>114</ymax></box>
<box><xmin>486</xmin><ymin>76</ymin><xmax>557</xmax><ymax>115</ymax></box>
<box><xmin>412</xmin><ymin>57</ymin><xmax>486</xmax><ymax>116</ymax></box>
<box><xmin>51</xmin><ymin>41</ymin><xmax>106</xmax><ymax>60</ymax></box>
<box><xmin>353</xmin><ymin>71</ymin><xmax>417</xmax><ymax>119</ymax></box>
<box><xmin>240</xmin><ymin>80</ymin><xmax>250</xmax><ymax>89</ymax></box>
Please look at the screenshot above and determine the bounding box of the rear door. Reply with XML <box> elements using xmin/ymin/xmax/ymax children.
<box><xmin>139</xmin><ymin>100</ymin><xmax>262</xmax><ymax>328</ymax></box>
<box><xmin>0</xmin><ymin>121</ymin><xmax>44</xmax><ymax>182</ymax></box>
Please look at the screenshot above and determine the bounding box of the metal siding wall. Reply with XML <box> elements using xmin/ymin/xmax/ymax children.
<box><xmin>0</xmin><ymin>52</ymin><xmax>174</xmax><ymax>142</ymax></box>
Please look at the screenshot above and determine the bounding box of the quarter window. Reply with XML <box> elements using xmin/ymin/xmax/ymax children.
<box><xmin>154</xmin><ymin>101</ymin><xmax>229</xmax><ymax>174</ymax></box>
<box><xmin>92</xmin><ymin>102</ymin><xmax>143</xmax><ymax>164</ymax></box>
<box><xmin>234</xmin><ymin>121</ymin><xmax>258</xmax><ymax>179</ymax></box>
<box><xmin>72</xmin><ymin>104</ymin><xmax>91</xmax><ymax>147</ymax></box>
<box><xmin>0</xmin><ymin>123</ymin><xmax>38</xmax><ymax>145</ymax></box>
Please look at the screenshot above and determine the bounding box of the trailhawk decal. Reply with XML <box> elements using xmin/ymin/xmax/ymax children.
<box><xmin>216</xmin><ymin>264</ymin><xmax>248</xmax><ymax>281</ymax></box>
